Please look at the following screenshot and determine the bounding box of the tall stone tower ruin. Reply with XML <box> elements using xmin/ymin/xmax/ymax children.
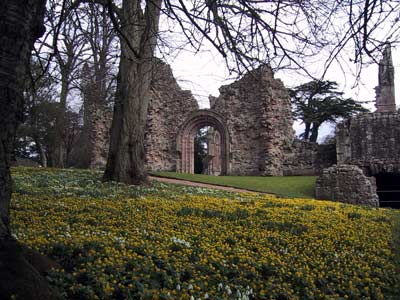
<box><xmin>375</xmin><ymin>44</ymin><xmax>396</xmax><ymax>112</ymax></box>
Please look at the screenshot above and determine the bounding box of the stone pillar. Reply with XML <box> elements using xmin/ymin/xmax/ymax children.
<box><xmin>375</xmin><ymin>44</ymin><xmax>396</xmax><ymax>112</ymax></box>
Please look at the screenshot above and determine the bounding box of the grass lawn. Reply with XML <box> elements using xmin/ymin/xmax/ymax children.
<box><xmin>153</xmin><ymin>172</ymin><xmax>317</xmax><ymax>198</ymax></box>
<box><xmin>9</xmin><ymin>167</ymin><xmax>400</xmax><ymax>300</ymax></box>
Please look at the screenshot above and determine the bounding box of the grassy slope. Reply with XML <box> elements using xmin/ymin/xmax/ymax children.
<box><xmin>154</xmin><ymin>172</ymin><xmax>317</xmax><ymax>198</ymax></box>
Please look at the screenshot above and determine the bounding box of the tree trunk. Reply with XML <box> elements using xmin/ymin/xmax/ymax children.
<box><xmin>103</xmin><ymin>0</ymin><xmax>161</xmax><ymax>185</ymax></box>
<box><xmin>34</xmin><ymin>137</ymin><xmax>47</xmax><ymax>167</ymax></box>
<box><xmin>303</xmin><ymin>122</ymin><xmax>311</xmax><ymax>140</ymax></box>
<box><xmin>0</xmin><ymin>0</ymin><xmax>46</xmax><ymax>238</ymax></box>
<box><xmin>310</xmin><ymin>123</ymin><xmax>320</xmax><ymax>142</ymax></box>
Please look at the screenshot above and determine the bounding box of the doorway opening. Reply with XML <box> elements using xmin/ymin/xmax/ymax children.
<box><xmin>194</xmin><ymin>126</ymin><xmax>221</xmax><ymax>175</ymax></box>
<box><xmin>375</xmin><ymin>173</ymin><xmax>400</xmax><ymax>208</ymax></box>
<box><xmin>177</xmin><ymin>110</ymin><xmax>229</xmax><ymax>175</ymax></box>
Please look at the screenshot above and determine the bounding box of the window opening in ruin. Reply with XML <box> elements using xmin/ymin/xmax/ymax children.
<box><xmin>375</xmin><ymin>173</ymin><xmax>400</xmax><ymax>209</ymax></box>
<box><xmin>194</xmin><ymin>126</ymin><xmax>222</xmax><ymax>175</ymax></box>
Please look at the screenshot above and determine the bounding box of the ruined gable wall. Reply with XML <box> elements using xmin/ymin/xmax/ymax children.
<box><xmin>336</xmin><ymin>112</ymin><xmax>400</xmax><ymax>174</ymax></box>
<box><xmin>145</xmin><ymin>60</ymin><xmax>199</xmax><ymax>172</ymax></box>
<box><xmin>211</xmin><ymin>65</ymin><xmax>293</xmax><ymax>176</ymax></box>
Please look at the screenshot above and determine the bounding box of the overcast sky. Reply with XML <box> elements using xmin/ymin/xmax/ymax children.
<box><xmin>165</xmin><ymin>46</ymin><xmax>399</xmax><ymax>141</ymax></box>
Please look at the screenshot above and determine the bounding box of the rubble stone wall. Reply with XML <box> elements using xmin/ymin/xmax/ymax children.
<box><xmin>315</xmin><ymin>164</ymin><xmax>379</xmax><ymax>207</ymax></box>
<box><xmin>336</xmin><ymin>112</ymin><xmax>400</xmax><ymax>174</ymax></box>
<box><xmin>145</xmin><ymin>60</ymin><xmax>199</xmax><ymax>172</ymax></box>
<box><xmin>283</xmin><ymin>140</ymin><xmax>336</xmax><ymax>175</ymax></box>
<box><xmin>211</xmin><ymin>65</ymin><xmax>294</xmax><ymax>176</ymax></box>
<box><xmin>86</xmin><ymin>107</ymin><xmax>112</xmax><ymax>169</ymax></box>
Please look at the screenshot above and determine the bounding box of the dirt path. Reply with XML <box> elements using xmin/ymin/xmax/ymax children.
<box><xmin>149</xmin><ymin>176</ymin><xmax>268</xmax><ymax>194</ymax></box>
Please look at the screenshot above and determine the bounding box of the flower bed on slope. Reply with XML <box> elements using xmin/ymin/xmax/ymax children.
<box><xmin>10</xmin><ymin>168</ymin><xmax>400</xmax><ymax>300</ymax></box>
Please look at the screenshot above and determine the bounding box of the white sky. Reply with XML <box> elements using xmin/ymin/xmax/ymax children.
<box><xmin>166</xmin><ymin>46</ymin><xmax>399</xmax><ymax>142</ymax></box>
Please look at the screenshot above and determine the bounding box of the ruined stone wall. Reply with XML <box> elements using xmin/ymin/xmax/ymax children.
<box><xmin>315</xmin><ymin>164</ymin><xmax>379</xmax><ymax>207</ymax></box>
<box><xmin>86</xmin><ymin>108</ymin><xmax>112</xmax><ymax>168</ymax></box>
<box><xmin>336</xmin><ymin>112</ymin><xmax>400</xmax><ymax>174</ymax></box>
<box><xmin>211</xmin><ymin>65</ymin><xmax>293</xmax><ymax>176</ymax></box>
<box><xmin>283</xmin><ymin>140</ymin><xmax>336</xmax><ymax>175</ymax></box>
<box><xmin>145</xmin><ymin>60</ymin><xmax>199</xmax><ymax>172</ymax></box>
<box><xmin>70</xmin><ymin>105</ymin><xmax>113</xmax><ymax>169</ymax></box>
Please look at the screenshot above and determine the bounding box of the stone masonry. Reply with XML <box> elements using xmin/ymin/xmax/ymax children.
<box><xmin>375</xmin><ymin>44</ymin><xmax>396</xmax><ymax>112</ymax></box>
<box><xmin>283</xmin><ymin>140</ymin><xmax>336</xmax><ymax>176</ymax></box>
<box><xmin>145</xmin><ymin>60</ymin><xmax>199</xmax><ymax>172</ymax></box>
<box><xmin>315</xmin><ymin>164</ymin><xmax>379</xmax><ymax>207</ymax></box>
<box><xmin>336</xmin><ymin>112</ymin><xmax>400</xmax><ymax>175</ymax></box>
<box><xmin>316</xmin><ymin>44</ymin><xmax>399</xmax><ymax>207</ymax></box>
<box><xmin>211</xmin><ymin>65</ymin><xmax>294</xmax><ymax>176</ymax></box>
<box><xmin>70</xmin><ymin>63</ymin><xmax>112</xmax><ymax>169</ymax></box>
<box><xmin>79</xmin><ymin>60</ymin><xmax>301</xmax><ymax>176</ymax></box>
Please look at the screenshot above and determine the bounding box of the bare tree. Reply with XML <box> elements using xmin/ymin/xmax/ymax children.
<box><xmin>73</xmin><ymin>2</ymin><xmax>118</xmax><ymax>168</ymax></box>
<box><xmin>19</xmin><ymin>58</ymin><xmax>59</xmax><ymax>167</ymax></box>
<box><xmin>100</xmin><ymin>0</ymin><xmax>163</xmax><ymax>184</ymax></box>
<box><xmin>77</xmin><ymin>2</ymin><xmax>117</xmax><ymax>106</ymax></box>
<box><xmin>43</xmin><ymin>0</ymin><xmax>88</xmax><ymax>167</ymax></box>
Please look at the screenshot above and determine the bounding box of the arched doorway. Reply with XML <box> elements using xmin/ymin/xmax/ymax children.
<box><xmin>176</xmin><ymin>110</ymin><xmax>229</xmax><ymax>175</ymax></box>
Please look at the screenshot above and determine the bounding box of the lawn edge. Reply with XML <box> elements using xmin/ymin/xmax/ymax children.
<box><xmin>149</xmin><ymin>172</ymin><xmax>275</xmax><ymax>196</ymax></box>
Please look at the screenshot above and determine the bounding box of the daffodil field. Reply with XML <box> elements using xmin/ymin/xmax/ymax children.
<box><xmin>10</xmin><ymin>168</ymin><xmax>400</xmax><ymax>300</ymax></box>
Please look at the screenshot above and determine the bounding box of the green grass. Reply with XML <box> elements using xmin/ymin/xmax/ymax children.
<box><xmin>153</xmin><ymin>172</ymin><xmax>317</xmax><ymax>198</ymax></box>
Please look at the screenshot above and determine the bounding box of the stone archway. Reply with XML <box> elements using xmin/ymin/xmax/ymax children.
<box><xmin>177</xmin><ymin>110</ymin><xmax>229</xmax><ymax>175</ymax></box>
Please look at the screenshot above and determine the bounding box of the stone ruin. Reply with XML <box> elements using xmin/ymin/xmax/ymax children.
<box><xmin>73</xmin><ymin>44</ymin><xmax>399</xmax><ymax>208</ymax></box>
<box><xmin>375</xmin><ymin>45</ymin><xmax>396</xmax><ymax>112</ymax></box>
<box><xmin>147</xmin><ymin>64</ymin><xmax>295</xmax><ymax>176</ymax></box>
<box><xmin>144</xmin><ymin>60</ymin><xmax>199</xmax><ymax>172</ymax></box>
<box><xmin>70</xmin><ymin>63</ymin><xmax>113</xmax><ymax>169</ymax></box>
<box><xmin>77</xmin><ymin>58</ymin><xmax>335</xmax><ymax>177</ymax></box>
<box><xmin>283</xmin><ymin>140</ymin><xmax>336</xmax><ymax>176</ymax></box>
<box><xmin>316</xmin><ymin>44</ymin><xmax>399</xmax><ymax>207</ymax></box>
<box><xmin>207</xmin><ymin>65</ymin><xmax>294</xmax><ymax>176</ymax></box>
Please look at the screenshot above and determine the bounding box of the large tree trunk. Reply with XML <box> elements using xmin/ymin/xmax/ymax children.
<box><xmin>103</xmin><ymin>0</ymin><xmax>161</xmax><ymax>185</ymax></box>
<box><xmin>0</xmin><ymin>4</ymin><xmax>62</xmax><ymax>299</ymax></box>
<box><xmin>0</xmin><ymin>0</ymin><xmax>46</xmax><ymax>238</ymax></box>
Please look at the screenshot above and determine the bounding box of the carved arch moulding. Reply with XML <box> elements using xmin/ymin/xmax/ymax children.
<box><xmin>176</xmin><ymin>109</ymin><xmax>230</xmax><ymax>175</ymax></box>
